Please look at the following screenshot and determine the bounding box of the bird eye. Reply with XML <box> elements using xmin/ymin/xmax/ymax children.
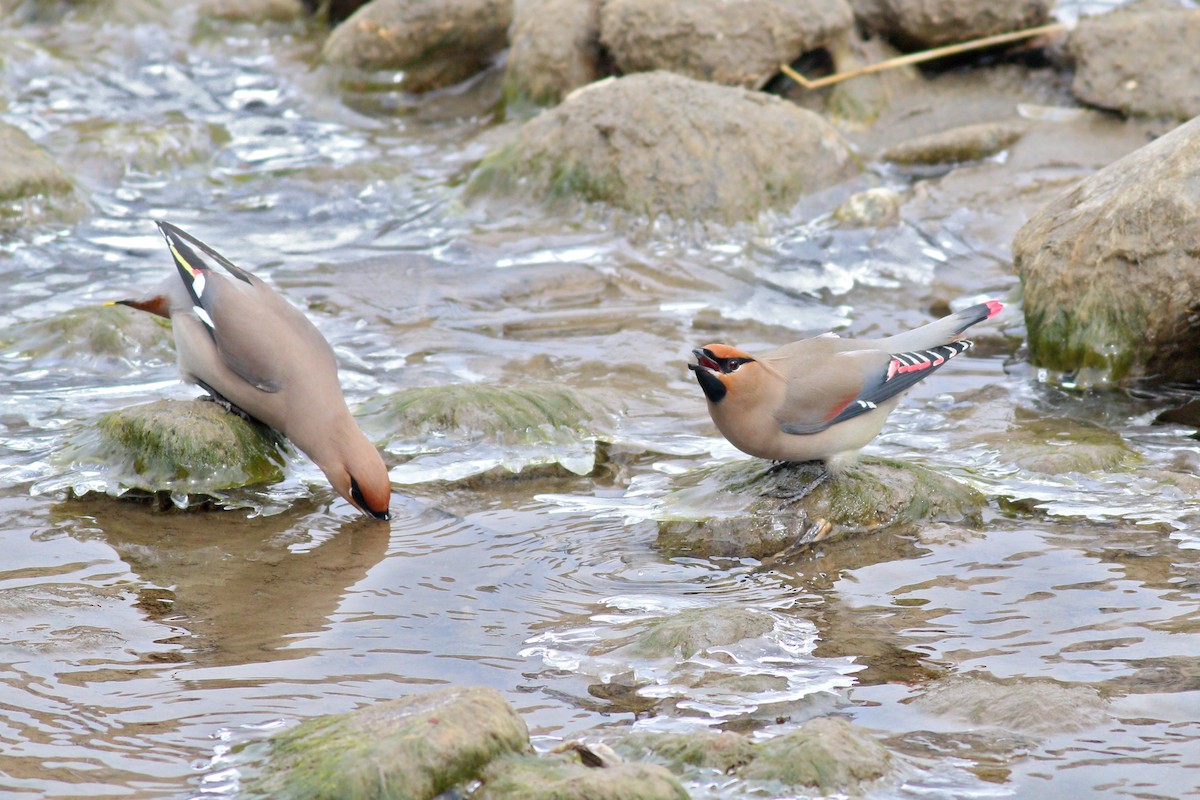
<box><xmin>726</xmin><ymin>359</ymin><xmax>741</xmax><ymax>372</ymax></box>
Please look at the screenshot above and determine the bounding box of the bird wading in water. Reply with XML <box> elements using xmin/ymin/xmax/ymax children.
<box><xmin>111</xmin><ymin>221</ymin><xmax>391</xmax><ymax>520</ymax></box>
<box><xmin>689</xmin><ymin>301</ymin><xmax>1003</xmax><ymax>471</ymax></box>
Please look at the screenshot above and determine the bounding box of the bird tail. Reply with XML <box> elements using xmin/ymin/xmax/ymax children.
<box><xmin>880</xmin><ymin>300</ymin><xmax>1003</xmax><ymax>352</ymax></box>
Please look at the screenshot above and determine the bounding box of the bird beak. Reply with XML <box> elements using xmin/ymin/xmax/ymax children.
<box><xmin>365</xmin><ymin>507</ymin><xmax>390</xmax><ymax>521</ymax></box>
<box><xmin>690</xmin><ymin>348</ymin><xmax>721</xmax><ymax>373</ymax></box>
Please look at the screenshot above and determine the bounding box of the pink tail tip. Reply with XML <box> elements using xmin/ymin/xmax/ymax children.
<box><xmin>985</xmin><ymin>300</ymin><xmax>1004</xmax><ymax>319</ymax></box>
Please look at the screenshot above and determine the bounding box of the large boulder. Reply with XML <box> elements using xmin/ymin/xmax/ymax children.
<box><xmin>242</xmin><ymin>686</ymin><xmax>533</xmax><ymax>800</ymax></box>
<box><xmin>599</xmin><ymin>0</ymin><xmax>853</xmax><ymax>90</ymax></box>
<box><xmin>851</xmin><ymin>0</ymin><xmax>1052</xmax><ymax>50</ymax></box>
<box><xmin>322</xmin><ymin>0</ymin><xmax>513</xmax><ymax>92</ymax></box>
<box><xmin>1068</xmin><ymin>0</ymin><xmax>1200</xmax><ymax>121</ymax></box>
<box><xmin>503</xmin><ymin>0</ymin><xmax>606</xmax><ymax>110</ymax></box>
<box><xmin>468</xmin><ymin>71</ymin><xmax>860</xmax><ymax>224</ymax></box>
<box><xmin>0</xmin><ymin>121</ymin><xmax>85</xmax><ymax>232</ymax></box>
<box><xmin>1013</xmin><ymin>114</ymin><xmax>1200</xmax><ymax>384</ymax></box>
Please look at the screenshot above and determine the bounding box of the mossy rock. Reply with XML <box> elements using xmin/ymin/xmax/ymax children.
<box><xmin>0</xmin><ymin>304</ymin><xmax>173</xmax><ymax>366</ymax></box>
<box><xmin>0</xmin><ymin>121</ymin><xmax>86</xmax><ymax>232</ymax></box>
<box><xmin>911</xmin><ymin>673</ymin><xmax>1109</xmax><ymax>735</ymax></box>
<box><xmin>57</xmin><ymin>399</ymin><xmax>285</xmax><ymax>496</ymax></box>
<box><xmin>738</xmin><ymin>717</ymin><xmax>891</xmax><ymax>791</ymax></box>
<box><xmin>656</xmin><ymin>457</ymin><xmax>985</xmax><ymax>559</ymax></box>
<box><xmin>53</xmin><ymin>115</ymin><xmax>231</xmax><ymax>182</ymax></box>
<box><xmin>477</xmin><ymin>754</ymin><xmax>688</xmax><ymax>800</ymax></box>
<box><xmin>613</xmin><ymin>730</ymin><xmax>756</xmax><ymax>775</ymax></box>
<box><xmin>242</xmin><ymin>686</ymin><xmax>532</xmax><ymax>800</ymax></box>
<box><xmin>597</xmin><ymin>607</ymin><xmax>775</xmax><ymax>661</ymax></box>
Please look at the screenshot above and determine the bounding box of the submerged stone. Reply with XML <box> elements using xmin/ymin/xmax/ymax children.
<box><xmin>359</xmin><ymin>383</ymin><xmax>610</xmax><ymax>482</ymax></box>
<box><xmin>614</xmin><ymin>730</ymin><xmax>756</xmax><ymax>775</ymax></box>
<box><xmin>243</xmin><ymin>686</ymin><xmax>532</xmax><ymax>800</ymax></box>
<box><xmin>477</xmin><ymin>754</ymin><xmax>688</xmax><ymax>800</ymax></box>
<box><xmin>911</xmin><ymin>673</ymin><xmax>1110</xmax><ymax>735</ymax></box>
<box><xmin>0</xmin><ymin>304</ymin><xmax>173</xmax><ymax>367</ymax></box>
<box><xmin>469</xmin><ymin>71</ymin><xmax>859</xmax><ymax>224</ymax></box>
<box><xmin>656</xmin><ymin>457</ymin><xmax>984</xmax><ymax>559</ymax></box>
<box><xmin>599</xmin><ymin>607</ymin><xmax>776</xmax><ymax>660</ymax></box>
<box><xmin>0</xmin><ymin>121</ymin><xmax>85</xmax><ymax>233</ymax></box>
<box><xmin>880</xmin><ymin>121</ymin><xmax>1027</xmax><ymax>165</ymax></box>
<box><xmin>57</xmin><ymin>399</ymin><xmax>286</xmax><ymax>497</ymax></box>
<box><xmin>738</xmin><ymin>717</ymin><xmax>891</xmax><ymax>790</ymax></box>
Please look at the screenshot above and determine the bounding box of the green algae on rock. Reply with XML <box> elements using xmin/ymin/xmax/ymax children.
<box><xmin>738</xmin><ymin>717</ymin><xmax>891</xmax><ymax>791</ymax></box>
<box><xmin>477</xmin><ymin>754</ymin><xmax>689</xmax><ymax>800</ymax></box>
<box><xmin>57</xmin><ymin>399</ymin><xmax>285</xmax><ymax>497</ymax></box>
<box><xmin>656</xmin><ymin>457</ymin><xmax>984</xmax><ymax>559</ymax></box>
<box><xmin>911</xmin><ymin>673</ymin><xmax>1110</xmax><ymax>735</ymax></box>
<box><xmin>469</xmin><ymin>71</ymin><xmax>860</xmax><ymax>224</ymax></box>
<box><xmin>241</xmin><ymin>686</ymin><xmax>532</xmax><ymax>800</ymax></box>
<box><xmin>360</xmin><ymin>383</ymin><xmax>612</xmax><ymax>483</ymax></box>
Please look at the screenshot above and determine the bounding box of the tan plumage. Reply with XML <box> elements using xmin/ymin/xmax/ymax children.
<box><xmin>690</xmin><ymin>302</ymin><xmax>1002</xmax><ymax>467</ymax></box>
<box><xmin>114</xmin><ymin>221</ymin><xmax>391</xmax><ymax>520</ymax></box>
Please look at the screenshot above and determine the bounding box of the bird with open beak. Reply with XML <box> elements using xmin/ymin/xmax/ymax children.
<box><xmin>112</xmin><ymin>221</ymin><xmax>391</xmax><ymax>520</ymax></box>
<box><xmin>690</xmin><ymin>301</ymin><xmax>1003</xmax><ymax>470</ymax></box>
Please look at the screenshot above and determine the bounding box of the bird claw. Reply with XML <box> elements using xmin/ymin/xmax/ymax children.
<box><xmin>198</xmin><ymin>392</ymin><xmax>255</xmax><ymax>423</ymax></box>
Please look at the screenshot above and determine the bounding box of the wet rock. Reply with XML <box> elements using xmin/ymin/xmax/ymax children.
<box><xmin>614</xmin><ymin>730</ymin><xmax>756</xmax><ymax>774</ymax></box>
<box><xmin>359</xmin><ymin>383</ymin><xmax>611</xmax><ymax>483</ymax></box>
<box><xmin>469</xmin><ymin>71</ymin><xmax>860</xmax><ymax>224</ymax></box>
<box><xmin>832</xmin><ymin>187</ymin><xmax>903</xmax><ymax>227</ymax></box>
<box><xmin>243</xmin><ymin>686</ymin><xmax>532</xmax><ymax>799</ymax></box>
<box><xmin>477</xmin><ymin>754</ymin><xmax>688</xmax><ymax>800</ymax></box>
<box><xmin>198</xmin><ymin>0</ymin><xmax>305</xmax><ymax>22</ymax></box>
<box><xmin>0</xmin><ymin>121</ymin><xmax>85</xmax><ymax>233</ymax></box>
<box><xmin>739</xmin><ymin>717</ymin><xmax>891</xmax><ymax>790</ymax></box>
<box><xmin>503</xmin><ymin>0</ymin><xmax>606</xmax><ymax>111</ymax></box>
<box><xmin>0</xmin><ymin>304</ymin><xmax>173</xmax><ymax>368</ymax></box>
<box><xmin>656</xmin><ymin>457</ymin><xmax>984</xmax><ymax>560</ymax></box>
<box><xmin>599</xmin><ymin>0</ymin><xmax>853</xmax><ymax>90</ymax></box>
<box><xmin>852</xmin><ymin>0</ymin><xmax>1053</xmax><ymax>50</ymax></box>
<box><xmin>55</xmin><ymin>399</ymin><xmax>286</xmax><ymax>497</ymax></box>
<box><xmin>1069</xmin><ymin>0</ymin><xmax>1200</xmax><ymax>121</ymax></box>
<box><xmin>880</xmin><ymin>121</ymin><xmax>1028</xmax><ymax>166</ymax></box>
<box><xmin>911</xmin><ymin>673</ymin><xmax>1110</xmax><ymax>734</ymax></box>
<box><xmin>600</xmin><ymin>607</ymin><xmax>775</xmax><ymax>660</ymax></box>
<box><xmin>321</xmin><ymin>0</ymin><xmax>512</xmax><ymax>92</ymax></box>
<box><xmin>1013</xmin><ymin>114</ymin><xmax>1200</xmax><ymax>385</ymax></box>
<box><xmin>818</xmin><ymin>32</ymin><xmax>920</xmax><ymax>126</ymax></box>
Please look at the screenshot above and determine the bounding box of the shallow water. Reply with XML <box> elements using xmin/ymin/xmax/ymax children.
<box><xmin>1</xmin><ymin>4</ymin><xmax>1199</xmax><ymax>799</ymax></box>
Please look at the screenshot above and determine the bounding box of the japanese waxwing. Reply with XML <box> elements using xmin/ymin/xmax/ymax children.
<box><xmin>690</xmin><ymin>301</ymin><xmax>1003</xmax><ymax>468</ymax></box>
<box><xmin>112</xmin><ymin>221</ymin><xmax>391</xmax><ymax>520</ymax></box>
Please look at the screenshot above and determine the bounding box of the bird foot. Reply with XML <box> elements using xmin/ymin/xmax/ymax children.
<box><xmin>764</xmin><ymin>467</ymin><xmax>830</xmax><ymax>506</ymax></box>
<box><xmin>198</xmin><ymin>392</ymin><xmax>254</xmax><ymax>423</ymax></box>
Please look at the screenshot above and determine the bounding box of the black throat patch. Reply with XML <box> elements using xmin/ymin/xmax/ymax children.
<box><xmin>691</xmin><ymin>365</ymin><xmax>727</xmax><ymax>403</ymax></box>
